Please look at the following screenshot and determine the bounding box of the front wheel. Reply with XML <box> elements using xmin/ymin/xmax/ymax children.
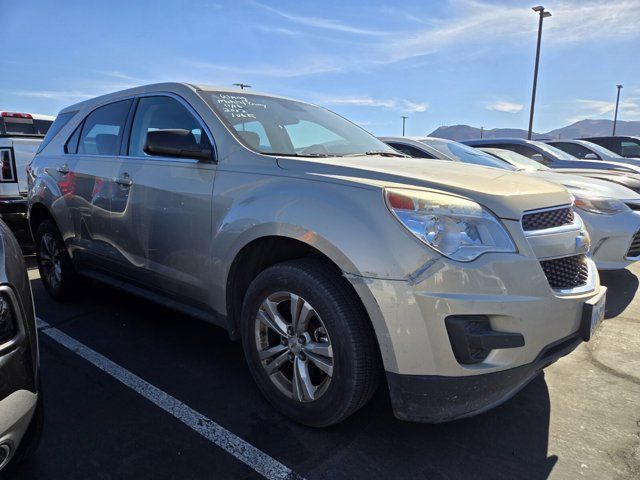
<box><xmin>241</xmin><ymin>259</ymin><xmax>381</xmax><ymax>427</ymax></box>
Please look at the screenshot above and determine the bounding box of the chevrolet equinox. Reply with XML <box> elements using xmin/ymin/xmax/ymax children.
<box><xmin>28</xmin><ymin>83</ymin><xmax>606</xmax><ymax>426</ymax></box>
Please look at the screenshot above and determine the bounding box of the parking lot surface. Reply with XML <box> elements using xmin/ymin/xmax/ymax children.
<box><xmin>3</xmin><ymin>258</ymin><xmax>640</xmax><ymax>479</ymax></box>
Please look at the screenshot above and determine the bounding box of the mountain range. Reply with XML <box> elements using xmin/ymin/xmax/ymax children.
<box><xmin>428</xmin><ymin>119</ymin><xmax>640</xmax><ymax>141</ymax></box>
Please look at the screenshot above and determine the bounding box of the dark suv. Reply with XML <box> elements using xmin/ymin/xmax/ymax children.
<box><xmin>0</xmin><ymin>219</ymin><xmax>42</xmax><ymax>472</ymax></box>
<box><xmin>583</xmin><ymin>136</ymin><xmax>640</xmax><ymax>159</ymax></box>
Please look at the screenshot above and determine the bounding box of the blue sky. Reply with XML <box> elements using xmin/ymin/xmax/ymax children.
<box><xmin>1</xmin><ymin>0</ymin><xmax>639</xmax><ymax>135</ymax></box>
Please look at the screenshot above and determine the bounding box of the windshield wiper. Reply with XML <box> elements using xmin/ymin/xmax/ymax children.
<box><xmin>261</xmin><ymin>152</ymin><xmax>337</xmax><ymax>158</ymax></box>
<box><xmin>343</xmin><ymin>151</ymin><xmax>409</xmax><ymax>158</ymax></box>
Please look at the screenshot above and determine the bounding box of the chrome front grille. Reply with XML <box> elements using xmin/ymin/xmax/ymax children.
<box><xmin>627</xmin><ymin>231</ymin><xmax>640</xmax><ymax>258</ymax></box>
<box><xmin>522</xmin><ymin>206</ymin><xmax>574</xmax><ymax>232</ymax></box>
<box><xmin>539</xmin><ymin>254</ymin><xmax>589</xmax><ymax>290</ymax></box>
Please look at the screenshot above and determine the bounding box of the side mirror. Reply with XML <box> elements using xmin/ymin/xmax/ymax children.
<box><xmin>144</xmin><ymin>129</ymin><xmax>212</xmax><ymax>161</ymax></box>
<box><xmin>584</xmin><ymin>153</ymin><xmax>599</xmax><ymax>160</ymax></box>
<box><xmin>531</xmin><ymin>153</ymin><xmax>544</xmax><ymax>162</ymax></box>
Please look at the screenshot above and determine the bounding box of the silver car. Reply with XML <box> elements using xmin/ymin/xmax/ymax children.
<box><xmin>546</xmin><ymin>139</ymin><xmax>640</xmax><ymax>167</ymax></box>
<box><xmin>28</xmin><ymin>83</ymin><xmax>605</xmax><ymax>426</ymax></box>
<box><xmin>382</xmin><ymin>136</ymin><xmax>640</xmax><ymax>270</ymax></box>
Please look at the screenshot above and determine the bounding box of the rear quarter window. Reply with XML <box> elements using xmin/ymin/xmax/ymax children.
<box><xmin>37</xmin><ymin>111</ymin><xmax>77</xmax><ymax>153</ymax></box>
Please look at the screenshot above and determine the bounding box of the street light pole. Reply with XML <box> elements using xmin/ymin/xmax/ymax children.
<box><xmin>527</xmin><ymin>6</ymin><xmax>551</xmax><ymax>140</ymax></box>
<box><xmin>401</xmin><ymin>116</ymin><xmax>408</xmax><ymax>136</ymax></box>
<box><xmin>613</xmin><ymin>84</ymin><xmax>623</xmax><ymax>136</ymax></box>
<box><xmin>480</xmin><ymin>126</ymin><xmax>484</xmax><ymax>138</ymax></box>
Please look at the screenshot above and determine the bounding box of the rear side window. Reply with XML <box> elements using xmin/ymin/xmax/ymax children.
<box><xmin>551</xmin><ymin>142</ymin><xmax>597</xmax><ymax>159</ymax></box>
<box><xmin>128</xmin><ymin>96</ymin><xmax>211</xmax><ymax>158</ymax></box>
<box><xmin>621</xmin><ymin>141</ymin><xmax>640</xmax><ymax>157</ymax></box>
<box><xmin>1</xmin><ymin>118</ymin><xmax>34</xmax><ymax>135</ymax></box>
<box><xmin>65</xmin><ymin>124</ymin><xmax>82</xmax><ymax>154</ymax></box>
<box><xmin>387</xmin><ymin>143</ymin><xmax>434</xmax><ymax>158</ymax></box>
<box><xmin>37</xmin><ymin>111</ymin><xmax>77</xmax><ymax>153</ymax></box>
<box><xmin>78</xmin><ymin>100</ymin><xmax>132</xmax><ymax>156</ymax></box>
<box><xmin>33</xmin><ymin>119</ymin><xmax>53</xmax><ymax>135</ymax></box>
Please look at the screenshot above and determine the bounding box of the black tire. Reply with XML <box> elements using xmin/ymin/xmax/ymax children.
<box><xmin>241</xmin><ymin>258</ymin><xmax>381</xmax><ymax>427</ymax></box>
<box><xmin>11</xmin><ymin>384</ymin><xmax>44</xmax><ymax>465</ymax></box>
<box><xmin>35</xmin><ymin>219</ymin><xmax>83</xmax><ymax>301</ymax></box>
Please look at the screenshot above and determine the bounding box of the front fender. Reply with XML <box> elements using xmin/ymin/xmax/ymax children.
<box><xmin>211</xmin><ymin>170</ymin><xmax>434</xmax><ymax>284</ymax></box>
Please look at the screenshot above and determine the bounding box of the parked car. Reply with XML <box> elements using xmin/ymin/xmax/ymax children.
<box><xmin>546</xmin><ymin>139</ymin><xmax>640</xmax><ymax>167</ymax></box>
<box><xmin>463</xmin><ymin>137</ymin><xmax>640</xmax><ymax>193</ymax></box>
<box><xmin>0</xmin><ymin>112</ymin><xmax>55</xmax><ymax>245</ymax></box>
<box><xmin>0</xmin><ymin>219</ymin><xmax>42</xmax><ymax>472</ymax></box>
<box><xmin>382</xmin><ymin>137</ymin><xmax>640</xmax><ymax>270</ymax></box>
<box><xmin>29</xmin><ymin>83</ymin><xmax>605</xmax><ymax>426</ymax></box>
<box><xmin>583</xmin><ymin>136</ymin><xmax>640</xmax><ymax>159</ymax></box>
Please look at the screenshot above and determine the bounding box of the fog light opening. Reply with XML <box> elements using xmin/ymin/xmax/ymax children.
<box><xmin>0</xmin><ymin>443</ymin><xmax>12</xmax><ymax>469</ymax></box>
<box><xmin>445</xmin><ymin>315</ymin><xmax>525</xmax><ymax>365</ymax></box>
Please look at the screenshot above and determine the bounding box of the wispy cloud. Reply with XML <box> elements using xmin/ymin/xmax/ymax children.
<box><xmin>4</xmin><ymin>90</ymin><xmax>96</xmax><ymax>101</ymax></box>
<box><xmin>256</xmin><ymin>25</ymin><xmax>300</xmax><ymax>36</ymax></box>
<box><xmin>486</xmin><ymin>100</ymin><xmax>524</xmax><ymax>113</ymax></box>
<box><xmin>567</xmin><ymin>97</ymin><xmax>640</xmax><ymax>122</ymax></box>
<box><xmin>320</xmin><ymin>96</ymin><xmax>429</xmax><ymax>113</ymax></box>
<box><xmin>321</xmin><ymin>96</ymin><xmax>397</xmax><ymax>108</ymax></box>
<box><xmin>403</xmin><ymin>100</ymin><xmax>429</xmax><ymax>113</ymax></box>
<box><xmin>381</xmin><ymin>0</ymin><xmax>640</xmax><ymax>64</ymax></box>
<box><xmin>186</xmin><ymin>57</ymin><xmax>342</xmax><ymax>78</ymax></box>
<box><xmin>251</xmin><ymin>2</ymin><xmax>389</xmax><ymax>36</ymax></box>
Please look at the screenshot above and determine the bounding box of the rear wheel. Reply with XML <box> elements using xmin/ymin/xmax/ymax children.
<box><xmin>35</xmin><ymin>220</ymin><xmax>83</xmax><ymax>301</ymax></box>
<box><xmin>241</xmin><ymin>259</ymin><xmax>381</xmax><ymax>427</ymax></box>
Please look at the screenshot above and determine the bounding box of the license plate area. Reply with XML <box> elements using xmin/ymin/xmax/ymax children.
<box><xmin>580</xmin><ymin>287</ymin><xmax>606</xmax><ymax>342</ymax></box>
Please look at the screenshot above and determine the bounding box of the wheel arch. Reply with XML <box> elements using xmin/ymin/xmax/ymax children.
<box><xmin>28</xmin><ymin>202</ymin><xmax>55</xmax><ymax>239</ymax></box>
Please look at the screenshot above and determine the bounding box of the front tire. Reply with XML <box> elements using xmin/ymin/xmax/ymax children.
<box><xmin>35</xmin><ymin>219</ymin><xmax>83</xmax><ymax>301</ymax></box>
<box><xmin>241</xmin><ymin>259</ymin><xmax>381</xmax><ymax>427</ymax></box>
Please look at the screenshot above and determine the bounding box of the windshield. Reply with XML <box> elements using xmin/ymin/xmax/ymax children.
<box><xmin>481</xmin><ymin>148</ymin><xmax>549</xmax><ymax>171</ymax></box>
<box><xmin>200</xmin><ymin>91</ymin><xmax>399</xmax><ymax>157</ymax></box>
<box><xmin>532</xmin><ymin>141</ymin><xmax>577</xmax><ymax>161</ymax></box>
<box><xmin>420</xmin><ymin>138</ymin><xmax>515</xmax><ymax>170</ymax></box>
<box><xmin>581</xmin><ymin>141</ymin><xmax>622</xmax><ymax>159</ymax></box>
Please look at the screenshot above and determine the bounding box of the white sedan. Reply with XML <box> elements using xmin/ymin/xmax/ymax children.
<box><xmin>381</xmin><ymin>136</ymin><xmax>640</xmax><ymax>270</ymax></box>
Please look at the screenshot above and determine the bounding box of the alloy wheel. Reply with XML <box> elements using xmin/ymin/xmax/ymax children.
<box><xmin>39</xmin><ymin>233</ymin><xmax>62</xmax><ymax>289</ymax></box>
<box><xmin>254</xmin><ymin>291</ymin><xmax>334</xmax><ymax>403</ymax></box>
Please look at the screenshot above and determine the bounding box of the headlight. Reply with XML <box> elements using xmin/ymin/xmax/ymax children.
<box><xmin>384</xmin><ymin>187</ymin><xmax>516</xmax><ymax>261</ymax></box>
<box><xmin>570</xmin><ymin>190</ymin><xmax>630</xmax><ymax>215</ymax></box>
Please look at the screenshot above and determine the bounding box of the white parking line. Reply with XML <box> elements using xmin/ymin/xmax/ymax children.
<box><xmin>36</xmin><ymin>318</ymin><xmax>304</xmax><ymax>480</ymax></box>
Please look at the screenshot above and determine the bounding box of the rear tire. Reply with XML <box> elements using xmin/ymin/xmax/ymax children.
<box><xmin>241</xmin><ymin>258</ymin><xmax>381</xmax><ymax>427</ymax></box>
<box><xmin>35</xmin><ymin>219</ymin><xmax>83</xmax><ymax>301</ymax></box>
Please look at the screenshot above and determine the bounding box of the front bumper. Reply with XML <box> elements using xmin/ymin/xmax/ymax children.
<box><xmin>583</xmin><ymin>210</ymin><xmax>640</xmax><ymax>270</ymax></box>
<box><xmin>0</xmin><ymin>390</ymin><xmax>38</xmax><ymax>469</ymax></box>
<box><xmin>387</xmin><ymin>334</ymin><xmax>582</xmax><ymax>423</ymax></box>
<box><xmin>348</xmin><ymin>247</ymin><xmax>602</xmax><ymax>422</ymax></box>
<box><xmin>387</xmin><ymin>332</ymin><xmax>581</xmax><ymax>423</ymax></box>
<box><xmin>0</xmin><ymin>198</ymin><xmax>31</xmax><ymax>245</ymax></box>
<box><xmin>0</xmin><ymin>197</ymin><xmax>27</xmax><ymax>223</ymax></box>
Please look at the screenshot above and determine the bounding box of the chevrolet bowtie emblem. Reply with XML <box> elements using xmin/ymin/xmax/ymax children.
<box><xmin>576</xmin><ymin>234</ymin><xmax>590</xmax><ymax>252</ymax></box>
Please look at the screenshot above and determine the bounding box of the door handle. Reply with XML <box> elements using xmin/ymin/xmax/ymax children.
<box><xmin>56</xmin><ymin>164</ymin><xmax>69</xmax><ymax>175</ymax></box>
<box><xmin>114</xmin><ymin>173</ymin><xmax>133</xmax><ymax>187</ymax></box>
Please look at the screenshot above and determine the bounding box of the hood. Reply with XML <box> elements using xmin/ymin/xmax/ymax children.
<box><xmin>554</xmin><ymin>159</ymin><xmax>640</xmax><ymax>174</ymax></box>
<box><xmin>530</xmin><ymin>170</ymin><xmax>640</xmax><ymax>201</ymax></box>
<box><xmin>276</xmin><ymin>156</ymin><xmax>571</xmax><ymax>219</ymax></box>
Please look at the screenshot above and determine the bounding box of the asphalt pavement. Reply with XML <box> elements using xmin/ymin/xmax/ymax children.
<box><xmin>3</xmin><ymin>257</ymin><xmax>639</xmax><ymax>480</ymax></box>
